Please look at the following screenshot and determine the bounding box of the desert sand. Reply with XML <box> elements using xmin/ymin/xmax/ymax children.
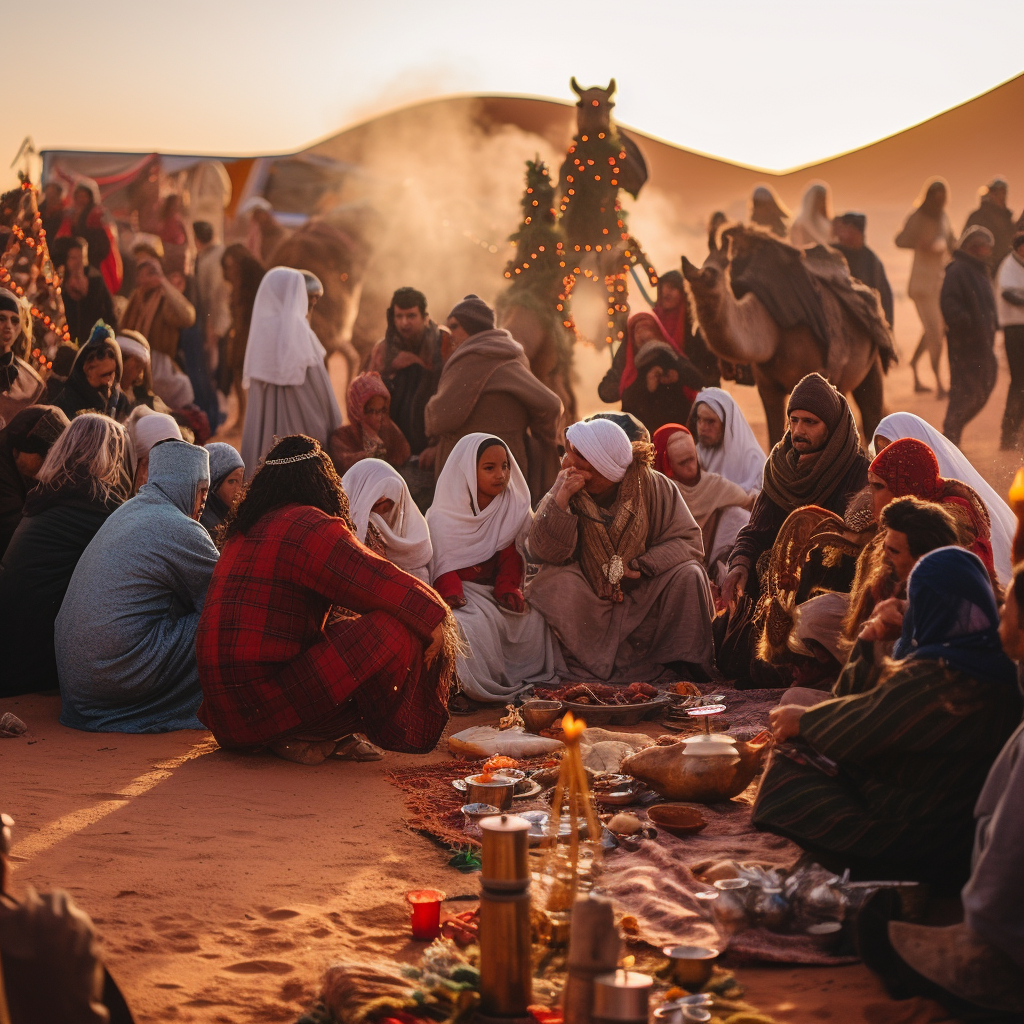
<box><xmin>3</xmin><ymin>350</ymin><xmax>1018</xmax><ymax>1023</ymax></box>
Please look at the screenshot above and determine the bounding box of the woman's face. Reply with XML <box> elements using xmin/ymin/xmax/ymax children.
<box><xmin>84</xmin><ymin>350</ymin><xmax>118</xmax><ymax>392</ymax></box>
<box><xmin>371</xmin><ymin>496</ymin><xmax>396</xmax><ymax>521</ymax></box>
<box><xmin>362</xmin><ymin>395</ymin><xmax>387</xmax><ymax>434</ymax></box>
<box><xmin>477</xmin><ymin>444</ymin><xmax>511</xmax><ymax>505</ymax></box>
<box><xmin>122</xmin><ymin>354</ymin><xmax>145</xmax><ymax>387</ymax></box>
<box><xmin>0</xmin><ymin>309</ymin><xmax>19</xmax><ymax>354</ymax></box>
<box><xmin>999</xmin><ymin>585</ymin><xmax>1024</xmax><ymax>661</ymax></box>
<box><xmin>216</xmin><ymin>468</ymin><xmax>244</xmax><ymax>509</ymax></box>
<box><xmin>632</xmin><ymin>323</ymin><xmax>658</xmax><ymax>350</ymax></box>
<box><xmin>868</xmin><ymin>470</ymin><xmax>895</xmax><ymax>521</ymax></box>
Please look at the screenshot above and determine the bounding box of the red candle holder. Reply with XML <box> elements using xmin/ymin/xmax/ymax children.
<box><xmin>406</xmin><ymin>889</ymin><xmax>446</xmax><ymax>940</ymax></box>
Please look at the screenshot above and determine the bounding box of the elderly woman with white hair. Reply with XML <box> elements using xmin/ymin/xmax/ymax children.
<box><xmin>0</xmin><ymin>413</ymin><xmax>130</xmax><ymax>696</ymax></box>
<box><xmin>241</xmin><ymin>266</ymin><xmax>342</xmax><ymax>475</ymax></box>
<box><xmin>527</xmin><ymin>418</ymin><xmax>715</xmax><ymax>683</ymax></box>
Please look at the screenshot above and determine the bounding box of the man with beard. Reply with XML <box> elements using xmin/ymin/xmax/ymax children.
<box><xmin>720</xmin><ymin>373</ymin><xmax>870</xmax><ymax>607</ymax></box>
<box><xmin>365</xmin><ymin>287</ymin><xmax>447</xmax><ymax>463</ymax></box>
<box><xmin>834</xmin><ymin>213</ymin><xmax>894</xmax><ymax>328</ymax></box>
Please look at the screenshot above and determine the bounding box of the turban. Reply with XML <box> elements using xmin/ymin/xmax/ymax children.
<box><xmin>566</xmin><ymin>418</ymin><xmax>633</xmax><ymax>483</ymax></box>
<box><xmin>448</xmin><ymin>294</ymin><xmax>495</xmax><ymax>336</ymax></box>
<box><xmin>585</xmin><ymin>411</ymin><xmax>650</xmax><ymax>443</ymax></box>
<box><xmin>958</xmin><ymin>225</ymin><xmax>994</xmax><ymax>251</ymax></box>
<box><xmin>116</xmin><ymin>330</ymin><xmax>151</xmax><ymax>367</ymax></box>
<box><xmin>787</xmin><ymin>372</ymin><xmax>846</xmax><ymax>432</ymax></box>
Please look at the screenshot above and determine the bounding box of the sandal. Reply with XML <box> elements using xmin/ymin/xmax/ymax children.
<box><xmin>448</xmin><ymin>693</ymin><xmax>479</xmax><ymax>716</ymax></box>
<box><xmin>332</xmin><ymin>733</ymin><xmax>385</xmax><ymax>761</ymax></box>
<box><xmin>269</xmin><ymin>738</ymin><xmax>337</xmax><ymax>765</ymax></box>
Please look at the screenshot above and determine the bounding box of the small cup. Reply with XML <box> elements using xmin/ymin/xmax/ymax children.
<box><xmin>806</xmin><ymin>920</ymin><xmax>843</xmax><ymax>953</ymax></box>
<box><xmin>662</xmin><ymin>945</ymin><xmax>720</xmax><ymax>989</ymax></box>
<box><xmin>406</xmin><ymin>889</ymin><xmax>445</xmax><ymax>940</ymax></box>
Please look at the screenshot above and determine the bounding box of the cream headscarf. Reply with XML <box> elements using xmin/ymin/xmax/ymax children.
<box><xmin>872</xmin><ymin>412</ymin><xmax>1014</xmax><ymax>584</ymax></box>
<box><xmin>426</xmin><ymin>433</ymin><xmax>531</xmax><ymax>582</ymax></box>
<box><xmin>691</xmin><ymin>387</ymin><xmax>766</xmax><ymax>491</ymax></box>
<box><xmin>342</xmin><ymin>459</ymin><xmax>432</xmax><ymax>582</ymax></box>
<box><xmin>565</xmin><ymin>418</ymin><xmax>633</xmax><ymax>483</ymax></box>
<box><xmin>243</xmin><ymin>267</ymin><xmax>327</xmax><ymax>388</ymax></box>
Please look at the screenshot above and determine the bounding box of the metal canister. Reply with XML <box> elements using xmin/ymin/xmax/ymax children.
<box><xmin>480</xmin><ymin>813</ymin><xmax>530</xmax><ymax>889</ymax></box>
<box><xmin>479</xmin><ymin>814</ymin><xmax>532</xmax><ymax>1017</ymax></box>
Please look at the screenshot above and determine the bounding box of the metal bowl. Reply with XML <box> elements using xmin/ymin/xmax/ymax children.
<box><xmin>662</xmin><ymin>945</ymin><xmax>720</xmax><ymax>988</ymax></box>
<box><xmin>520</xmin><ymin>699</ymin><xmax>562</xmax><ymax>733</ymax></box>
<box><xmin>461</xmin><ymin>802</ymin><xmax>500</xmax><ymax>823</ymax></box>
<box><xmin>465</xmin><ymin>774</ymin><xmax>515</xmax><ymax>810</ymax></box>
<box><xmin>648</xmin><ymin>804</ymin><xmax>708</xmax><ymax>836</ymax></box>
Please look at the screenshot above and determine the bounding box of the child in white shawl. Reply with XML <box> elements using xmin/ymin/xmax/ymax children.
<box><xmin>426</xmin><ymin>433</ymin><xmax>555</xmax><ymax>702</ymax></box>
<box><xmin>342</xmin><ymin>459</ymin><xmax>432</xmax><ymax>583</ymax></box>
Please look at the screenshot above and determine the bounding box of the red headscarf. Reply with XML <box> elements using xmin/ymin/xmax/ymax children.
<box><xmin>870</xmin><ymin>437</ymin><xmax>996</xmax><ymax>578</ymax></box>
<box><xmin>652</xmin><ymin>423</ymin><xmax>691</xmax><ymax>478</ymax></box>
<box><xmin>346</xmin><ymin>371</ymin><xmax>391</xmax><ymax>428</ymax></box>
<box><xmin>869</xmin><ymin>438</ymin><xmax>942</xmax><ymax>499</ymax></box>
<box><xmin>620</xmin><ymin>311</ymin><xmax>682</xmax><ymax>393</ymax></box>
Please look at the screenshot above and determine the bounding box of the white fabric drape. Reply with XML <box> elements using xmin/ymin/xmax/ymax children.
<box><xmin>426</xmin><ymin>432</ymin><xmax>532</xmax><ymax>582</ymax></box>
<box><xmin>692</xmin><ymin>387</ymin><xmax>767</xmax><ymax>491</ymax></box>
<box><xmin>872</xmin><ymin>412</ymin><xmax>1015</xmax><ymax>584</ymax></box>
<box><xmin>243</xmin><ymin>266</ymin><xmax>328</xmax><ymax>388</ymax></box>
<box><xmin>342</xmin><ymin>459</ymin><xmax>432</xmax><ymax>582</ymax></box>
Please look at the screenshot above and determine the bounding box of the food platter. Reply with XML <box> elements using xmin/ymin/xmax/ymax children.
<box><xmin>451</xmin><ymin>777</ymin><xmax>543</xmax><ymax>801</ymax></box>
<box><xmin>558</xmin><ymin>694</ymin><xmax>671</xmax><ymax>726</ymax></box>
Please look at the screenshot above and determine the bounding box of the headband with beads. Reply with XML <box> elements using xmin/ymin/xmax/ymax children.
<box><xmin>263</xmin><ymin>449</ymin><xmax>321</xmax><ymax>466</ymax></box>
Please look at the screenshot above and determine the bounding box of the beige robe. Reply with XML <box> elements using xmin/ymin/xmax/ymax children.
<box><xmin>526</xmin><ymin>471</ymin><xmax>715</xmax><ymax>682</ymax></box>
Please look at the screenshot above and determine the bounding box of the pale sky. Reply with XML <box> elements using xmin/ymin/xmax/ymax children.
<box><xmin>5</xmin><ymin>0</ymin><xmax>1024</xmax><ymax>183</ymax></box>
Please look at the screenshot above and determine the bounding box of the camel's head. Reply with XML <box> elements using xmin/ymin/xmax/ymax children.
<box><xmin>570</xmin><ymin>77</ymin><xmax>615</xmax><ymax>136</ymax></box>
<box><xmin>680</xmin><ymin>252</ymin><xmax>726</xmax><ymax>294</ymax></box>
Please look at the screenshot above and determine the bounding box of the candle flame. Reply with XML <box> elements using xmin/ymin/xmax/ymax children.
<box><xmin>561</xmin><ymin>710</ymin><xmax>587</xmax><ymax>739</ymax></box>
<box><xmin>1010</xmin><ymin>467</ymin><xmax>1024</xmax><ymax>508</ymax></box>
<box><xmin>622</xmin><ymin>955</ymin><xmax>635</xmax><ymax>970</ymax></box>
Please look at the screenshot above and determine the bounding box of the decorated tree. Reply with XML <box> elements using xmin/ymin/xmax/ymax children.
<box><xmin>0</xmin><ymin>178</ymin><xmax>70</xmax><ymax>371</ymax></box>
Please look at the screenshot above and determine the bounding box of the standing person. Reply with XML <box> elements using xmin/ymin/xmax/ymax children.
<box><xmin>220</xmin><ymin>242</ymin><xmax>265</xmax><ymax>428</ymax></box>
<box><xmin>192</xmin><ymin>221</ymin><xmax>230</xmax><ymax>379</ymax></box>
<box><xmin>52</xmin><ymin>322</ymin><xmax>129</xmax><ymax>421</ymax></box>
<box><xmin>896</xmin><ymin>179</ymin><xmax>956</xmax><ymax>395</ymax></box>
<box><xmin>240</xmin><ymin>196</ymin><xmax>286</xmax><ymax>263</ymax></box>
<box><xmin>721</xmin><ymin>374</ymin><xmax>870</xmax><ymax>607</ymax></box>
<box><xmin>750</xmin><ymin>185</ymin><xmax>790</xmax><ymax>238</ymax></box>
<box><xmin>241</xmin><ymin>267</ymin><xmax>342</xmax><ymax>475</ymax></box>
<box><xmin>342</xmin><ymin>458</ymin><xmax>432</xmax><ymax>582</ymax></box>
<box><xmin>55</xmin><ymin>440</ymin><xmax>219</xmax><ymax>733</ymax></box>
<box><xmin>56</xmin><ymin>181</ymin><xmax>122</xmax><ymax>294</ymax></box>
<box><xmin>54</xmin><ymin>238</ymin><xmax>117</xmax><ymax>345</ymax></box>
<box><xmin>0</xmin><ymin>290</ymin><xmax>45</xmax><ymax>425</ymax></box>
<box><xmin>196</xmin><ymin>435</ymin><xmax>458</xmax><ymax>765</ymax></box>
<box><xmin>329</xmin><ymin>371</ymin><xmax>411</xmax><ymax>473</ymax></box>
<box><xmin>597</xmin><ymin>310</ymin><xmax>703</xmax><ymax>435</ymax></box>
<box><xmin>790</xmin><ymin>183</ymin><xmax>834</xmax><ymax>248</ymax></box>
<box><xmin>527</xmin><ymin>418</ymin><xmax>715</xmax><ymax>682</ymax></box>
<box><xmin>156</xmin><ymin>194</ymin><xmax>189</xmax><ymax>275</ymax></box>
<box><xmin>834</xmin><ymin>213</ymin><xmax>894</xmax><ymax>327</ymax></box>
<box><xmin>941</xmin><ymin>226</ymin><xmax>998</xmax><ymax>447</ymax></box>
<box><xmin>997</xmin><ymin>232</ymin><xmax>1024</xmax><ymax>449</ymax></box>
<box><xmin>653</xmin><ymin>269</ymin><xmax>719</xmax><ymax>387</ymax></box>
<box><xmin>38</xmin><ymin>180</ymin><xmax>67</xmax><ymax>240</ymax></box>
<box><xmin>428</xmin><ymin>434</ymin><xmax>555</xmax><ymax>702</ymax></box>
<box><xmin>0</xmin><ymin>405</ymin><xmax>69</xmax><ymax>556</ymax></box>
<box><xmin>424</xmin><ymin>295</ymin><xmax>562</xmax><ymax>501</ymax></box>
<box><xmin>364</xmin><ymin>287</ymin><xmax>447</xmax><ymax>459</ymax></box>
<box><xmin>199</xmin><ymin>442</ymin><xmax>244</xmax><ymax>539</ymax></box>
<box><xmin>963</xmin><ymin>178</ymin><xmax>1015</xmax><ymax>274</ymax></box>
<box><xmin>0</xmin><ymin>414</ymin><xmax>129</xmax><ymax>697</ymax></box>
<box><xmin>120</xmin><ymin>256</ymin><xmax>196</xmax><ymax>409</ymax></box>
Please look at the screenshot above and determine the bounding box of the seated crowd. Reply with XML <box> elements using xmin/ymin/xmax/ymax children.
<box><xmin>3</xmin><ymin>270</ymin><xmax>1024</xmax><ymax>1013</ymax></box>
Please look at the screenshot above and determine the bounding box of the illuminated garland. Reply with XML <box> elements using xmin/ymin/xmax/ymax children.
<box><xmin>0</xmin><ymin>178</ymin><xmax>71</xmax><ymax>371</ymax></box>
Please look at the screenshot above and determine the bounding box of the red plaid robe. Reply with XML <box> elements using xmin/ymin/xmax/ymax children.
<box><xmin>196</xmin><ymin>504</ymin><xmax>449</xmax><ymax>752</ymax></box>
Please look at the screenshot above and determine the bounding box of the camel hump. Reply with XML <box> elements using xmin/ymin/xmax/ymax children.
<box><xmin>805</xmin><ymin>247</ymin><xmax>897</xmax><ymax>372</ymax></box>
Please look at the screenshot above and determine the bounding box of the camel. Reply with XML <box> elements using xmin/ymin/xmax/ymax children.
<box><xmin>681</xmin><ymin>225</ymin><xmax>895</xmax><ymax>445</ymax></box>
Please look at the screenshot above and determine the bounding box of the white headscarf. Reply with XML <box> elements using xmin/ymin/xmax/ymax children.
<box><xmin>872</xmin><ymin>412</ymin><xmax>1015</xmax><ymax>584</ymax></box>
<box><xmin>342</xmin><ymin>459</ymin><xmax>432</xmax><ymax>581</ymax></box>
<box><xmin>565</xmin><ymin>418</ymin><xmax>633</xmax><ymax>483</ymax></box>
<box><xmin>790</xmin><ymin>182</ymin><xmax>834</xmax><ymax>248</ymax></box>
<box><xmin>692</xmin><ymin>388</ymin><xmax>766</xmax><ymax>491</ymax></box>
<box><xmin>243</xmin><ymin>267</ymin><xmax>327</xmax><ymax>388</ymax></box>
<box><xmin>427</xmin><ymin>433</ymin><xmax>531</xmax><ymax>582</ymax></box>
<box><xmin>129</xmin><ymin>407</ymin><xmax>182</xmax><ymax>458</ymax></box>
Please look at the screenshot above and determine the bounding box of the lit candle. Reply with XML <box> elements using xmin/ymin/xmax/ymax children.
<box><xmin>406</xmin><ymin>889</ymin><xmax>445</xmax><ymax>941</ymax></box>
<box><xmin>592</xmin><ymin>970</ymin><xmax>652</xmax><ymax>1023</ymax></box>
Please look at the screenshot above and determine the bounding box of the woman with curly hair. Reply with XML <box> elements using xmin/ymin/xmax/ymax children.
<box><xmin>195</xmin><ymin>434</ymin><xmax>458</xmax><ymax>764</ymax></box>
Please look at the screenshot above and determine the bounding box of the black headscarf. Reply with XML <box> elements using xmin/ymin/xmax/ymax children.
<box><xmin>53</xmin><ymin>321</ymin><xmax>126</xmax><ymax>419</ymax></box>
<box><xmin>0</xmin><ymin>290</ymin><xmax>22</xmax><ymax>393</ymax></box>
